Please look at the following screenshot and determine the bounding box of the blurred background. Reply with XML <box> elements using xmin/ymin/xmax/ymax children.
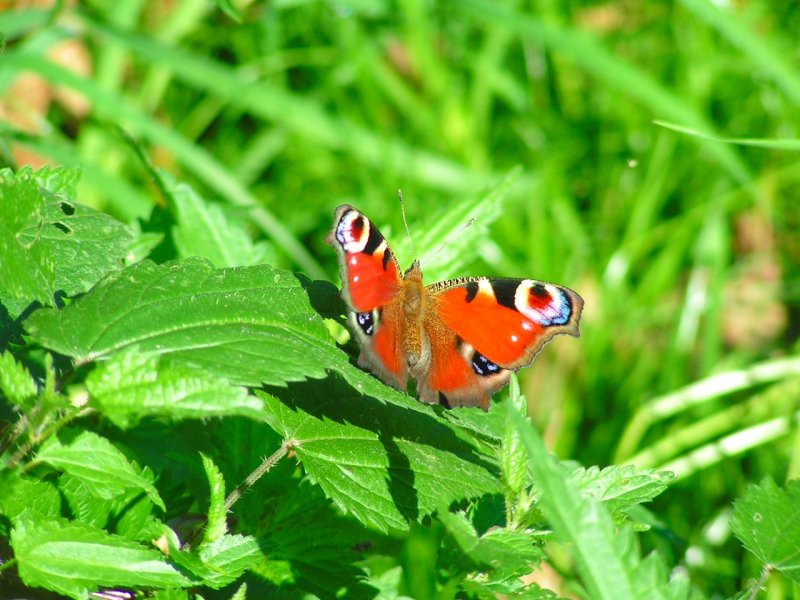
<box><xmin>2</xmin><ymin>0</ymin><xmax>799</xmax><ymax>595</ymax></box>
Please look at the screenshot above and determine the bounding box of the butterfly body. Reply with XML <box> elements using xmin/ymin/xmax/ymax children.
<box><xmin>327</xmin><ymin>204</ymin><xmax>583</xmax><ymax>410</ymax></box>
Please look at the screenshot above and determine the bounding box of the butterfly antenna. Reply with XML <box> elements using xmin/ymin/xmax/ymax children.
<box><xmin>431</xmin><ymin>217</ymin><xmax>477</xmax><ymax>259</ymax></box>
<box><xmin>398</xmin><ymin>189</ymin><xmax>416</xmax><ymax>259</ymax></box>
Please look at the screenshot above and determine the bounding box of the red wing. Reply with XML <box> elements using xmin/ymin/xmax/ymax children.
<box><xmin>327</xmin><ymin>205</ymin><xmax>408</xmax><ymax>390</ymax></box>
<box><xmin>326</xmin><ymin>204</ymin><xmax>402</xmax><ymax>312</ymax></box>
<box><xmin>430</xmin><ymin>277</ymin><xmax>583</xmax><ymax>370</ymax></box>
<box><xmin>415</xmin><ymin>322</ymin><xmax>511</xmax><ymax>411</ymax></box>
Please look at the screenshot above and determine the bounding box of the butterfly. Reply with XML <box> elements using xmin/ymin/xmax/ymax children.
<box><xmin>327</xmin><ymin>205</ymin><xmax>584</xmax><ymax>410</ymax></box>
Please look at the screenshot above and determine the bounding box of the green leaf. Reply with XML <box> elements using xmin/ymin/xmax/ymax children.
<box><xmin>571</xmin><ymin>464</ymin><xmax>674</xmax><ymax>526</ymax></box>
<box><xmin>26</xmin><ymin>258</ymin><xmax>340</xmax><ymax>387</ymax></box>
<box><xmin>0</xmin><ymin>471</ymin><xmax>61</xmax><ymax>522</ymax></box>
<box><xmin>254</xmin><ymin>478</ymin><xmax>377</xmax><ymax>598</ymax></box>
<box><xmin>166</xmin><ymin>526</ymin><xmax>262</xmax><ymax>589</ymax></box>
<box><xmin>0</xmin><ymin>350</ymin><xmax>38</xmax><ymax>410</ymax></box>
<box><xmin>439</xmin><ymin>509</ymin><xmax>545</xmax><ymax>582</ymax></box>
<box><xmin>257</xmin><ymin>375</ymin><xmax>502</xmax><ymax>533</ymax></box>
<box><xmin>501</xmin><ymin>377</ymin><xmax>530</xmax><ymax>498</ymax></box>
<box><xmin>506</xmin><ymin>396</ymin><xmax>694</xmax><ymax>600</ymax></box>
<box><xmin>17</xmin><ymin>180</ymin><xmax>134</xmax><ymax>298</ymax></box>
<box><xmin>200</xmin><ymin>453</ymin><xmax>228</xmax><ymax>546</ymax></box>
<box><xmin>11</xmin><ymin>517</ymin><xmax>193</xmax><ymax>598</ymax></box>
<box><xmin>165</xmin><ymin>171</ymin><xmax>269</xmax><ymax>268</ymax></box>
<box><xmin>0</xmin><ymin>167</ymin><xmax>55</xmax><ymax>308</ymax></box>
<box><xmin>35</xmin><ymin>429</ymin><xmax>166</xmax><ymax>511</ymax></box>
<box><xmin>230</xmin><ymin>582</ymin><xmax>248</xmax><ymax>600</ymax></box>
<box><xmin>58</xmin><ymin>474</ymin><xmax>114</xmax><ymax>529</ymax></box>
<box><xmin>731</xmin><ymin>477</ymin><xmax>800</xmax><ymax>583</ymax></box>
<box><xmin>0</xmin><ymin>167</ymin><xmax>133</xmax><ymax>314</ymax></box>
<box><xmin>85</xmin><ymin>348</ymin><xmax>263</xmax><ymax>428</ymax></box>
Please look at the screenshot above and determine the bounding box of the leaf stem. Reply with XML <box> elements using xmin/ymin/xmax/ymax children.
<box><xmin>10</xmin><ymin>407</ymin><xmax>93</xmax><ymax>469</ymax></box>
<box><xmin>224</xmin><ymin>439</ymin><xmax>293</xmax><ymax>512</ymax></box>
<box><xmin>746</xmin><ymin>563</ymin><xmax>772</xmax><ymax>600</ymax></box>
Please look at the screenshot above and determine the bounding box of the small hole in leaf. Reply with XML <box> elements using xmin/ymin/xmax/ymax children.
<box><xmin>53</xmin><ymin>221</ymin><xmax>72</xmax><ymax>235</ymax></box>
<box><xmin>59</xmin><ymin>201</ymin><xmax>75</xmax><ymax>215</ymax></box>
<box><xmin>753</xmin><ymin>512</ymin><xmax>762</xmax><ymax>522</ymax></box>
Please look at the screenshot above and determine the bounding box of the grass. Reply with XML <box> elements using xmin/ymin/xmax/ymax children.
<box><xmin>2</xmin><ymin>0</ymin><xmax>800</xmax><ymax>597</ymax></box>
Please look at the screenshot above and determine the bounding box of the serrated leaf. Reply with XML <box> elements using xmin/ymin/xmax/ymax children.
<box><xmin>86</xmin><ymin>348</ymin><xmax>263</xmax><ymax>428</ymax></box>
<box><xmin>200</xmin><ymin>453</ymin><xmax>227</xmax><ymax>546</ymax></box>
<box><xmin>439</xmin><ymin>510</ymin><xmax>544</xmax><ymax>585</ymax></box>
<box><xmin>36</xmin><ymin>429</ymin><xmax>165</xmax><ymax>511</ymax></box>
<box><xmin>17</xmin><ymin>186</ymin><xmax>134</xmax><ymax>297</ymax></box>
<box><xmin>167</xmin><ymin>526</ymin><xmax>262</xmax><ymax>589</ymax></box>
<box><xmin>731</xmin><ymin>477</ymin><xmax>800</xmax><ymax>583</ymax></box>
<box><xmin>230</xmin><ymin>582</ymin><xmax>247</xmax><ymax>600</ymax></box>
<box><xmin>59</xmin><ymin>474</ymin><xmax>114</xmax><ymax>529</ymax></box>
<box><xmin>0</xmin><ymin>471</ymin><xmax>61</xmax><ymax>522</ymax></box>
<box><xmin>571</xmin><ymin>464</ymin><xmax>673</xmax><ymax>524</ymax></box>
<box><xmin>0</xmin><ymin>349</ymin><xmax>38</xmax><ymax>410</ymax></box>
<box><xmin>11</xmin><ymin>517</ymin><xmax>192</xmax><ymax>599</ymax></box>
<box><xmin>501</xmin><ymin>378</ymin><xmax>530</xmax><ymax>497</ymax></box>
<box><xmin>0</xmin><ymin>166</ymin><xmax>133</xmax><ymax>313</ymax></box>
<box><xmin>505</xmin><ymin>395</ymin><xmax>695</xmax><ymax>600</ymax></box>
<box><xmin>197</xmin><ymin>534</ymin><xmax>262</xmax><ymax>586</ymax></box>
<box><xmin>255</xmin><ymin>479</ymin><xmax>377</xmax><ymax>599</ymax></box>
<box><xmin>166</xmin><ymin>171</ymin><xmax>268</xmax><ymax>268</ymax></box>
<box><xmin>0</xmin><ymin>167</ymin><xmax>55</xmax><ymax>307</ymax></box>
<box><xmin>257</xmin><ymin>375</ymin><xmax>502</xmax><ymax>533</ymax></box>
<box><xmin>26</xmin><ymin>258</ymin><xmax>342</xmax><ymax>387</ymax></box>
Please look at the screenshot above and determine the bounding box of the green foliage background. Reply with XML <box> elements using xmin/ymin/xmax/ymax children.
<box><xmin>1</xmin><ymin>0</ymin><xmax>800</xmax><ymax>598</ymax></box>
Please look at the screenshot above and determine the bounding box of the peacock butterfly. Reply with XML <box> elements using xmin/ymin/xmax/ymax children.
<box><xmin>326</xmin><ymin>204</ymin><xmax>584</xmax><ymax>410</ymax></box>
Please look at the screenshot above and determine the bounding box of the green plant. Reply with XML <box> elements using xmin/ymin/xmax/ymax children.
<box><xmin>2</xmin><ymin>1</ymin><xmax>800</xmax><ymax>597</ymax></box>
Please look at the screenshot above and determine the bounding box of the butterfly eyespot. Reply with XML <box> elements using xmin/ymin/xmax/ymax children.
<box><xmin>336</xmin><ymin>211</ymin><xmax>370</xmax><ymax>252</ymax></box>
<box><xmin>515</xmin><ymin>281</ymin><xmax>573</xmax><ymax>326</ymax></box>
<box><xmin>471</xmin><ymin>351</ymin><xmax>501</xmax><ymax>377</ymax></box>
<box><xmin>530</xmin><ymin>283</ymin><xmax>549</xmax><ymax>299</ymax></box>
<box><xmin>355</xmin><ymin>309</ymin><xmax>379</xmax><ymax>336</ymax></box>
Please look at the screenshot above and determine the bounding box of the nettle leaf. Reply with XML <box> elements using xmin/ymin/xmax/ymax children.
<box><xmin>0</xmin><ymin>167</ymin><xmax>133</xmax><ymax>314</ymax></box>
<box><xmin>0</xmin><ymin>167</ymin><xmax>55</xmax><ymax>307</ymax></box>
<box><xmin>35</xmin><ymin>429</ymin><xmax>165</xmax><ymax>511</ymax></box>
<box><xmin>165</xmin><ymin>171</ymin><xmax>270</xmax><ymax>268</ymax></box>
<box><xmin>166</xmin><ymin>526</ymin><xmax>262</xmax><ymax>589</ymax></box>
<box><xmin>26</xmin><ymin>258</ymin><xmax>342</xmax><ymax>387</ymax></box>
<box><xmin>200</xmin><ymin>453</ymin><xmax>228</xmax><ymax>546</ymax></box>
<box><xmin>85</xmin><ymin>348</ymin><xmax>263</xmax><ymax>428</ymax></box>
<box><xmin>439</xmin><ymin>509</ymin><xmax>545</xmax><ymax>585</ymax></box>
<box><xmin>11</xmin><ymin>516</ymin><xmax>192</xmax><ymax>599</ymax></box>
<box><xmin>255</xmin><ymin>478</ymin><xmax>377</xmax><ymax>599</ymax></box>
<box><xmin>17</xmin><ymin>183</ymin><xmax>134</xmax><ymax>297</ymax></box>
<box><xmin>731</xmin><ymin>477</ymin><xmax>800</xmax><ymax>584</ymax></box>
<box><xmin>571</xmin><ymin>464</ymin><xmax>674</xmax><ymax>526</ymax></box>
<box><xmin>0</xmin><ymin>349</ymin><xmax>38</xmax><ymax>411</ymax></box>
<box><xmin>58</xmin><ymin>474</ymin><xmax>114</xmax><ymax>529</ymax></box>
<box><xmin>258</xmin><ymin>375</ymin><xmax>502</xmax><ymax>533</ymax></box>
<box><xmin>0</xmin><ymin>471</ymin><xmax>61</xmax><ymax>522</ymax></box>
<box><xmin>507</xmin><ymin>400</ymin><xmax>696</xmax><ymax>600</ymax></box>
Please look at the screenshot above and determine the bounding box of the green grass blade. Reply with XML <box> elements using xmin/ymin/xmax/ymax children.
<box><xmin>678</xmin><ymin>0</ymin><xmax>800</xmax><ymax>107</ymax></box>
<box><xmin>460</xmin><ymin>0</ymin><xmax>750</xmax><ymax>183</ymax></box>
<box><xmin>656</xmin><ymin>120</ymin><xmax>800</xmax><ymax>150</ymax></box>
